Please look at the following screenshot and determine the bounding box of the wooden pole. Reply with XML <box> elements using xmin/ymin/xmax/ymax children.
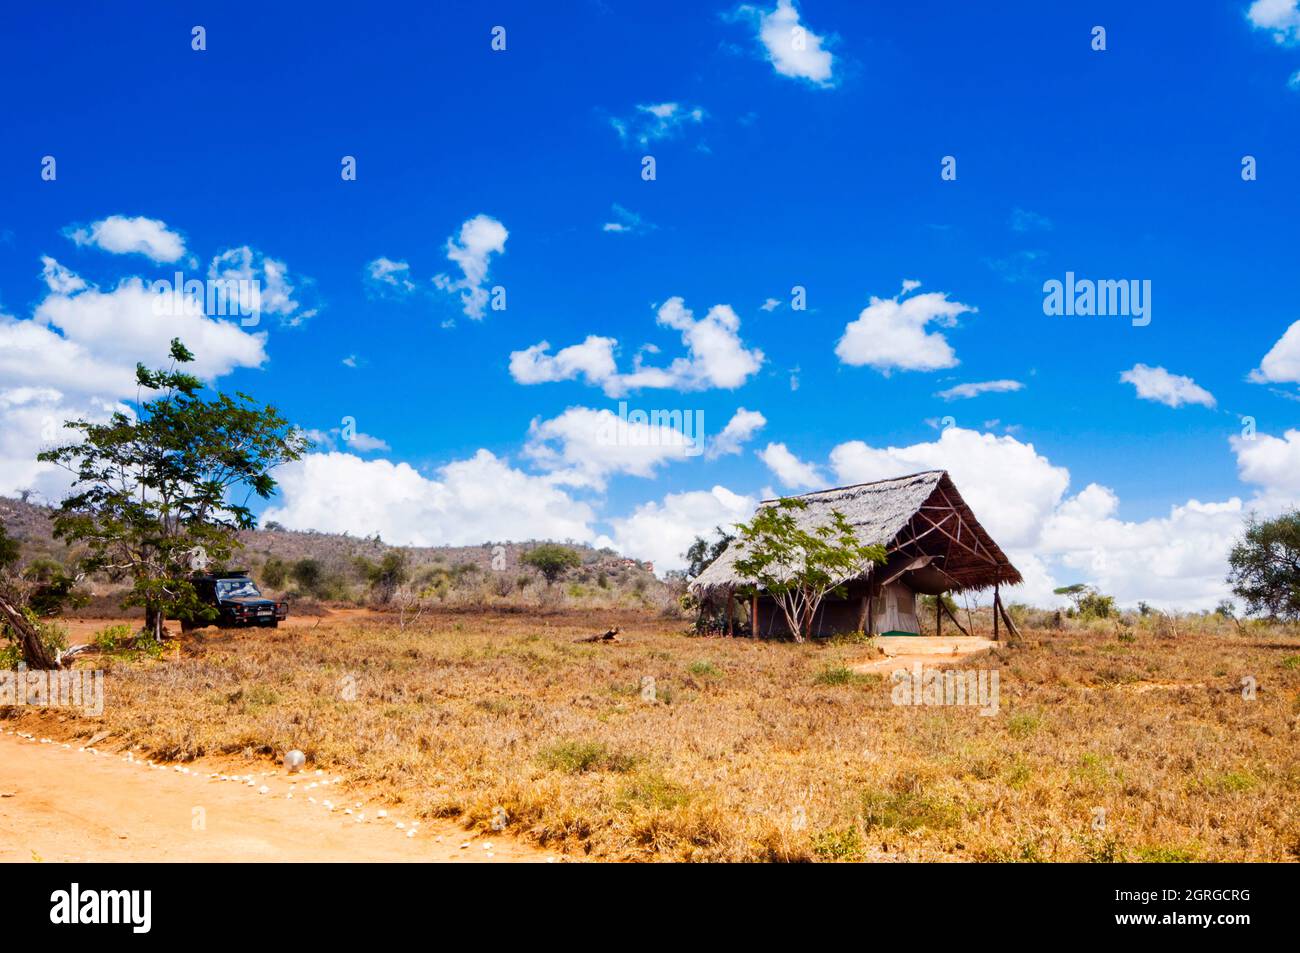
<box><xmin>935</xmin><ymin>597</ymin><xmax>942</xmax><ymax>637</ymax></box>
<box><xmin>993</xmin><ymin>583</ymin><xmax>1000</xmax><ymax>641</ymax></box>
<box><xmin>752</xmin><ymin>591</ymin><xmax>759</xmax><ymax>639</ymax></box>
<box><xmin>726</xmin><ymin>587</ymin><xmax>734</xmax><ymax>638</ymax></box>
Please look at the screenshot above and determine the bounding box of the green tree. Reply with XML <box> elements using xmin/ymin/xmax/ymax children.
<box><xmin>38</xmin><ymin>339</ymin><xmax>308</xmax><ymax>640</ymax></box>
<box><xmin>683</xmin><ymin>527</ymin><xmax>734</xmax><ymax>579</ymax></box>
<box><xmin>1053</xmin><ymin>583</ymin><xmax>1115</xmax><ymax>619</ymax></box>
<box><xmin>261</xmin><ymin>556</ymin><xmax>289</xmax><ymax>589</ymax></box>
<box><xmin>1227</xmin><ymin>511</ymin><xmax>1300</xmax><ymax>621</ymax></box>
<box><xmin>291</xmin><ymin>557</ymin><xmax>325</xmax><ymax>596</ymax></box>
<box><xmin>521</xmin><ymin>544</ymin><xmax>582</xmax><ymax>584</ymax></box>
<box><xmin>730</xmin><ymin>498</ymin><xmax>886</xmax><ymax>642</ymax></box>
<box><xmin>363</xmin><ymin>551</ymin><xmax>409</xmax><ymax>603</ymax></box>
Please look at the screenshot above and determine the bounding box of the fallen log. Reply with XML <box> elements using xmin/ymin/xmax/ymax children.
<box><xmin>574</xmin><ymin>626</ymin><xmax>621</xmax><ymax>644</ymax></box>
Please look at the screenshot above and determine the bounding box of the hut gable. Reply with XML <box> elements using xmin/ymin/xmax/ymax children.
<box><xmin>691</xmin><ymin>470</ymin><xmax>1020</xmax><ymax>597</ymax></box>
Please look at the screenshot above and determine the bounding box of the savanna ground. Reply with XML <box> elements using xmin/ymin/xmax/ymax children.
<box><xmin>5</xmin><ymin>608</ymin><xmax>1300</xmax><ymax>862</ymax></box>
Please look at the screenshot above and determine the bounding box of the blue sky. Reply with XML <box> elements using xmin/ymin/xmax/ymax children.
<box><xmin>3</xmin><ymin>1</ymin><xmax>1300</xmax><ymax>608</ymax></box>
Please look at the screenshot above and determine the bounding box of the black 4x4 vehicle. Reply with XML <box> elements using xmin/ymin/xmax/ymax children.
<box><xmin>179</xmin><ymin>571</ymin><xmax>288</xmax><ymax>632</ymax></box>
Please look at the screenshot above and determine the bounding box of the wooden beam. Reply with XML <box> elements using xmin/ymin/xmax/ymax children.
<box><xmin>993</xmin><ymin>583</ymin><xmax>999</xmax><ymax>640</ymax></box>
<box><xmin>940</xmin><ymin>598</ymin><xmax>971</xmax><ymax>637</ymax></box>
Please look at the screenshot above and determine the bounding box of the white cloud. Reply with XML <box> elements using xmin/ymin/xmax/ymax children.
<box><xmin>602</xmin><ymin>204</ymin><xmax>653</xmax><ymax>234</ymax></box>
<box><xmin>1009</xmin><ymin>208</ymin><xmax>1052</xmax><ymax>232</ymax></box>
<box><xmin>209</xmin><ymin>246</ymin><xmax>315</xmax><ymax>327</ymax></box>
<box><xmin>40</xmin><ymin>256</ymin><xmax>85</xmax><ymax>294</ymax></box>
<box><xmin>1247</xmin><ymin>0</ymin><xmax>1300</xmax><ymax>42</ymax></box>
<box><xmin>1120</xmin><ymin>364</ymin><xmax>1216</xmax><ymax>408</ymax></box>
<box><xmin>1232</xmin><ymin>427</ymin><xmax>1300</xmax><ymax>497</ymax></box>
<box><xmin>263</xmin><ymin>450</ymin><xmax>596</xmax><ymax>547</ymax></box>
<box><xmin>366</xmin><ymin>257</ymin><xmax>415</xmax><ymax>293</ymax></box>
<box><xmin>605</xmin><ymin>485</ymin><xmax>756</xmax><ymax>573</ymax></box>
<box><xmin>610</xmin><ymin>102</ymin><xmax>706</xmax><ymax>146</ymax></box>
<box><xmin>1249</xmin><ymin>319</ymin><xmax>1300</xmax><ymax>384</ymax></box>
<box><xmin>935</xmin><ymin>379</ymin><xmax>1024</xmax><ymax>401</ymax></box>
<box><xmin>745</xmin><ymin>0</ymin><xmax>836</xmax><ymax>87</ymax></box>
<box><xmin>304</xmin><ymin>427</ymin><xmax>390</xmax><ymax>454</ymax></box>
<box><xmin>66</xmin><ymin>215</ymin><xmax>186</xmax><ymax>263</ymax></box>
<box><xmin>825</xmin><ymin>425</ymin><xmax>1267</xmax><ymax>610</ymax></box>
<box><xmin>508</xmin><ymin>336</ymin><xmax>619</xmax><ymax>388</ymax></box>
<box><xmin>831</xmin><ymin>427</ymin><xmax>1068</xmax><ymax>551</ymax></box>
<box><xmin>760</xmin><ymin>297</ymin><xmax>780</xmax><ymax>312</ymax></box>
<box><xmin>835</xmin><ymin>282</ymin><xmax>976</xmax><ymax>374</ymax></box>
<box><xmin>433</xmin><ymin>215</ymin><xmax>508</xmax><ymax>320</ymax></box>
<box><xmin>758</xmin><ymin>441</ymin><xmax>823</xmax><ymax>489</ymax></box>
<box><xmin>510</xmin><ymin>297</ymin><xmax>763</xmax><ymax>396</ymax></box>
<box><xmin>524</xmin><ymin>406</ymin><xmax>703</xmax><ymax>490</ymax></box>
<box><xmin>707</xmin><ymin>408</ymin><xmax>766</xmax><ymax>459</ymax></box>
<box><xmin>0</xmin><ymin>260</ymin><xmax>268</xmax><ymax>498</ymax></box>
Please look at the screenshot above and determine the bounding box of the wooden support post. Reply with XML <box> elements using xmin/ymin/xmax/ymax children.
<box><xmin>725</xmin><ymin>587</ymin><xmax>734</xmax><ymax>638</ymax></box>
<box><xmin>752</xmin><ymin>591</ymin><xmax>759</xmax><ymax>639</ymax></box>
<box><xmin>992</xmin><ymin>583</ymin><xmax>1000</xmax><ymax>641</ymax></box>
<box><xmin>935</xmin><ymin>597</ymin><xmax>942</xmax><ymax>637</ymax></box>
<box><xmin>866</xmin><ymin>589</ymin><xmax>875</xmax><ymax>636</ymax></box>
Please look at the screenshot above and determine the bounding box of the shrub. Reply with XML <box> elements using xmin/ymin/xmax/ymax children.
<box><xmin>536</xmin><ymin>739</ymin><xmax>638</xmax><ymax>774</ymax></box>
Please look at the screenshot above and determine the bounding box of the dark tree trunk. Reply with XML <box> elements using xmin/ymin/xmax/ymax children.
<box><xmin>143</xmin><ymin>604</ymin><xmax>165</xmax><ymax>643</ymax></box>
<box><xmin>0</xmin><ymin>588</ymin><xmax>58</xmax><ymax>670</ymax></box>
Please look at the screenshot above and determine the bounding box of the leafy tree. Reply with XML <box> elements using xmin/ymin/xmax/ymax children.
<box><xmin>1053</xmin><ymin>583</ymin><xmax>1115</xmax><ymax>619</ymax></box>
<box><xmin>0</xmin><ymin>524</ymin><xmax>19</xmax><ymax>570</ymax></box>
<box><xmin>521</xmin><ymin>544</ymin><xmax>582</xmax><ymax>584</ymax></box>
<box><xmin>1227</xmin><ymin>511</ymin><xmax>1300</xmax><ymax>621</ymax></box>
<box><xmin>291</xmin><ymin>557</ymin><xmax>325</xmax><ymax>596</ymax></box>
<box><xmin>730</xmin><ymin>498</ymin><xmax>886</xmax><ymax>643</ymax></box>
<box><xmin>37</xmin><ymin>339</ymin><xmax>308</xmax><ymax>640</ymax></box>
<box><xmin>21</xmin><ymin>558</ymin><xmax>87</xmax><ymax>617</ymax></box>
<box><xmin>684</xmin><ymin>527</ymin><xmax>734</xmax><ymax>579</ymax></box>
<box><xmin>363</xmin><ymin>551</ymin><xmax>409</xmax><ymax>603</ymax></box>
<box><xmin>261</xmin><ymin>556</ymin><xmax>290</xmax><ymax>589</ymax></box>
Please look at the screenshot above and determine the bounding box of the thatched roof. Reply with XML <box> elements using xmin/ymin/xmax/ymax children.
<box><xmin>690</xmin><ymin>470</ymin><xmax>1021</xmax><ymax>597</ymax></box>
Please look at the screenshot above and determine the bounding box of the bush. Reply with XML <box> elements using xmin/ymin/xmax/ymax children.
<box><xmin>536</xmin><ymin>739</ymin><xmax>639</xmax><ymax>774</ymax></box>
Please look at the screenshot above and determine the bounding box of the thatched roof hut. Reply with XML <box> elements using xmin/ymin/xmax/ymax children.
<box><xmin>690</xmin><ymin>470</ymin><xmax>1022</xmax><ymax>638</ymax></box>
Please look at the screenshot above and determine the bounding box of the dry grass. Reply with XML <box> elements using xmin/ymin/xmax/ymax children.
<box><xmin>7</xmin><ymin>610</ymin><xmax>1300</xmax><ymax>862</ymax></box>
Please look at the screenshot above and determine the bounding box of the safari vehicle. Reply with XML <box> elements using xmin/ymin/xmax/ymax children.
<box><xmin>179</xmin><ymin>571</ymin><xmax>288</xmax><ymax>632</ymax></box>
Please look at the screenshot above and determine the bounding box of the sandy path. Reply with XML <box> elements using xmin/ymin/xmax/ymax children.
<box><xmin>851</xmin><ymin>636</ymin><xmax>999</xmax><ymax>674</ymax></box>
<box><xmin>0</xmin><ymin>731</ymin><xmax>550</xmax><ymax>863</ymax></box>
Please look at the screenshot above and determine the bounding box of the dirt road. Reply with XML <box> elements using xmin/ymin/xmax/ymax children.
<box><xmin>0</xmin><ymin>730</ymin><xmax>550</xmax><ymax>863</ymax></box>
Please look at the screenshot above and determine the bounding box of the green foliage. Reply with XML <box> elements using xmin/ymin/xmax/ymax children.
<box><xmin>1228</xmin><ymin>511</ymin><xmax>1300</xmax><ymax>620</ymax></box>
<box><xmin>356</xmin><ymin>551</ymin><xmax>408</xmax><ymax>603</ymax></box>
<box><xmin>731</xmin><ymin>499</ymin><xmax>886</xmax><ymax>642</ymax></box>
<box><xmin>261</xmin><ymin>556</ymin><xmax>289</xmax><ymax>589</ymax></box>
<box><xmin>0</xmin><ymin>524</ymin><xmax>20</xmax><ymax>570</ymax></box>
<box><xmin>687</xmin><ymin>660</ymin><xmax>720</xmax><ymax>677</ymax></box>
<box><xmin>683</xmin><ymin>526</ymin><xmax>734</xmax><ymax>579</ymax></box>
<box><xmin>36</xmin><ymin>339</ymin><xmax>308</xmax><ymax>638</ymax></box>
<box><xmin>812</xmin><ymin>827</ymin><xmax>864</xmax><ymax>861</ymax></box>
<box><xmin>22</xmin><ymin>558</ymin><xmax>87</xmax><ymax>617</ymax></box>
<box><xmin>521</xmin><ymin>544</ymin><xmax>582</xmax><ymax>584</ymax></box>
<box><xmin>536</xmin><ymin>739</ymin><xmax>639</xmax><ymax>774</ymax></box>
<box><xmin>290</xmin><ymin>558</ymin><xmax>326</xmax><ymax>596</ymax></box>
<box><xmin>1054</xmin><ymin>583</ymin><xmax>1115</xmax><ymax>619</ymax></box>
<box><xmin>862</xmin><ymin>790</ymin><xmax>961</xmax><ymax>832</ymax></box>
